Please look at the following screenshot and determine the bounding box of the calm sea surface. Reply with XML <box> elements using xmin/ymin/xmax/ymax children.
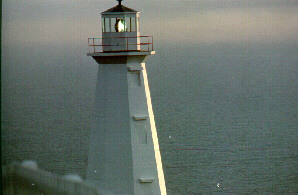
<box><xmin>2</xmin><ymin>43</ymin><xmax>298</xmax><ymax>193</ymax></box>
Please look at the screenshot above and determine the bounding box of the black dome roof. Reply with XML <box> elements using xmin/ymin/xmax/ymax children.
<box><xmin>102</xmin><ymin>5</ymin><xmax>138</xmax><ymax>13</ymax></box>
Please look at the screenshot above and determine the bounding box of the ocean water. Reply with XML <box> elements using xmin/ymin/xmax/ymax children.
<box><xmin>150</xmin><ymin>43</ymin><xmax>298</xmax><ymax>193</ymax></box>
<box><xmin>2</xmin><ymin>43</ymin><xmax>298</xmax><ymax>193</ymax></box>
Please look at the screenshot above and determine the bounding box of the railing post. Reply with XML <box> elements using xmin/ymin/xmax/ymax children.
<box><xmin>93</xmin><ymin>38</ymin><xmax>95</xmax><ymax>53</ymax></box>
<box><xmin>148</xmin><ymin>36</ymin><xmax>149</xmax><ymax>51</ymax></box>
<box><xmin>127</xmin><ymin>37</ymin><xmax>128</xmax><ymax>51</ymax></box>
<box><xmin>152</xmin><ymin>36</ymin><xmax>154</xmax><ymax>51</ymax></box>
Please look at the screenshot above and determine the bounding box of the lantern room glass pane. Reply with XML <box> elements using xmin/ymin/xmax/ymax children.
<box><xmin>125</xmin><ymin>17</ymin><xmax>130</xmax><ymax>32</ymax></box>
<box><xmin>102</xmin><ymin>18</ymin><xmax>105</xmax><ymax>32</ymax></box>
<box><xmin>131</xmin><ymin>17</ymin><xmax>136</xmax><ymax>32</ymax></box>
<box><xmin>111</xmin><ymin>17</ymin><xmax>124</xmax><ymax>32</ymax></box>
<box><xmin>111</xmin><ymin>18</ymin><xmax>116</xmax><ymax>32</ymax></box>
<box><xmin>104</xmin><ymin>18</ymin><xmax>110</xmax><ymax>32</ymax></box>
<box><xmin>116</xmin><ymin>18</ymin><xmax>125</xmax><ymax>32</ymax></box>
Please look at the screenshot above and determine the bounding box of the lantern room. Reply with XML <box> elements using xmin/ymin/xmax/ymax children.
<box><xmin>101</xmin><ymin>0</ymin><xmax>141</xmax><ymax>52</ymax></box>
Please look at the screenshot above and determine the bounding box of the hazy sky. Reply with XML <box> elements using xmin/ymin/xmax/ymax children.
<box><xmin>2</xmin><ymin>0</ymin><xmax>298</xmax><ymax>49</ymax></box>
<box><xmin>2</xmin><ymin>1</ymin><xmax>298</xmax><ymax>193</ymax></box>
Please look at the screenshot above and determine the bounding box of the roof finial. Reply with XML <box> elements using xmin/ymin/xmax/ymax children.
<box><xmin>117</xmin><ymin>0</ymin><xmax>123</xmax><ymax>6</ymax></box>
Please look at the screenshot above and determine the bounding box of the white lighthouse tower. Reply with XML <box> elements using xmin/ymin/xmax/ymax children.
<box><xmin>86</xmin><ymin>0</ymin><xmax>166</xmax><ymax>194</ymax></box>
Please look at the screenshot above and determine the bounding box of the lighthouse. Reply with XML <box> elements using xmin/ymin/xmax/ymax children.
<box><xmin>86</xmin><ymin>0</ymin><xmax>166</xmax><ymax>194</ymax></box>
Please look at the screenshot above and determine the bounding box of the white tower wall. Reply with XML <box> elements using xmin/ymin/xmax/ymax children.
<box><xmin>87</xmin><ymin>52</ymin><xmax>166</xmax><ymax>194</ymax></box>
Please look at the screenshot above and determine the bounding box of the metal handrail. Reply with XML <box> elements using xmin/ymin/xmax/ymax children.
<box><xmin>88</xmin><ymin>36</ymin><xmax>154</xmax><ymax>53</ymax></box>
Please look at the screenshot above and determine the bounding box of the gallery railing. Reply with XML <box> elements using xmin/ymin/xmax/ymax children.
<box><xmin>88</xmin><ymin>36</ymin><xmax>153</xmax><ymax>53</ymax></box>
